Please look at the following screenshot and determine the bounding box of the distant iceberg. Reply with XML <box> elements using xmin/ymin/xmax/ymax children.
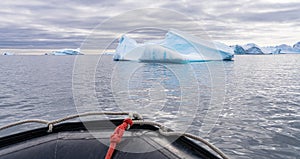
<box><xmin>113</xmin><ymin>30</ymin><xmax>234</xmax><ymax>63</ymax></box>
<box><xmin>231</xmin><ymin>42</ymin><xmax>300</xmax><ymax>54</ymax></box>
<box><xmin>46</xmin><ymin>48</ymin><xmax>83</xmax><ymax>55</ymax></box>
<box><xmin>2</xmin><ymin>52</ymin><xmax>15</xmax><ymax>56</ymax></box>
<box><xmin>261</xmin><ymin>46</ymin><xmax>281</xmax><ymax>54</ymax></box>
<box><xmin>245</xmin><ymin>47</ymin><xmax>263</xmax><ymax>54</ymax></box>
<box><xmin>275</xmin><ymin>44</ymin><xmax>300</xmax><ymax>54</ymax></box>
<box><xmin>103</xmin><ymin>52</ymin><xmax>115</xmax><ymax>55</ymax></box>
<box><xmin>233</xmin><ymin>45</ymin><xmax>246</xmax><ymax>54</ymax></box>
<box><xmin>293</xmin><ymin>42</ymin><xmax>300</xmax><ymax>50</ymax></box>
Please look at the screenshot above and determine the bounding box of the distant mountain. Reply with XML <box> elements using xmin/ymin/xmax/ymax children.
<box><xmin>245</xmin><ymin>46</ymin><xmax>263</xmax><ymax>54</ymax></box>
<box><xmin>231</xmin><ymin>43</ymin><xmax>264</xmax><ymax>54</ymax></box>
<box><xmin>261</xmin><ymin>46</ymin><xmax>281</xmax><ymax>54</ymax></box>
<box><xmin>231</xmin><ymin>42</ymin><xmax>300</xmax><ymax>54</ymax></box>
<box><xmin>275</xmin><ymin>43</ymin><xmax>299</xmax><ymax>53</ymax></box>
<box><xmin>243</xmin><ymin>43</ymin><xmax>259</xmax><ymax>50</ymax></box>
<box><xmin>233</xmin><ymin>45</ymin><xmax>246</xmax><ymax>54</ymax></box>
<box><xmin>293</xmin><ymin>42</ymin><xmax>300</xmax><ymax>51</ymax></box>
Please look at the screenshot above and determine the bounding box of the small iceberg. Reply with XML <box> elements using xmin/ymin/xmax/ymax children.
<box><xmin>2</xmin><ymin>52</ymin><xmax>15</xmax><ymax>56</ymax></box>
<box><xmin>46</xmin><ymin>48</ymin><xmax>83</xmax><ymax>55</ymax></box>
<box><xmin>113</xmin><ymin>29</ymin><xmax>234</xmax><ymax>63</ymax></box>
<box><xmin>103</xmin><ymin>52</ymin><xmax>115</xmax><ymax>55</ymax></box>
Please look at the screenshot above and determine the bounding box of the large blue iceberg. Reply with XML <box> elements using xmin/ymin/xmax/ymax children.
<box><xmin>113</xmin><ymin>30</ymin><xmax>234</xmax><ymax>63</ymax></box>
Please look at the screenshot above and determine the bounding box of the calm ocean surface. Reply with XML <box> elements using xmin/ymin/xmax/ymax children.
<box><xmin>0</xmin><ymin>54</ymin><xmax>299</xmax><ymax>159</ymax></box>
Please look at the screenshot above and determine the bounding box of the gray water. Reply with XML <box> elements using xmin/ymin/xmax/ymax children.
<box><xmin>0</xmin><ymin>54</ymin><xmax>299</xmax><ymax>159</ymax></box>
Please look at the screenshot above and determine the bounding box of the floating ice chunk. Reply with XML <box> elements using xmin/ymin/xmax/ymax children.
<box><xmin>47</xmin><ymin>48</ymin><xmax>83</xmax><ymax>55</ymax></box>
<box><xmin>103</xmin><ymin>52</ymin><xmax>115</xmax><ymax>55</ymax></box>
<box><xmin>2</xmin><ymin>52</ymin><xmax>15</xmax><ymax>55</ymax></box>
<box><xmin>113</xmin><ymin>29</ymin><xmax>234</xmax><ymax>63</ymax></box>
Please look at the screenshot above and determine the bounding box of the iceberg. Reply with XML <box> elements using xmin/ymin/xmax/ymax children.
<box><xmin>231</xmin><ymin>44</ymin><xmax>264</xmax><ymax>54</ymax></box>
<box><xmin>246</xmin><ymin>46</ymin><xmax>263</xmax><ymax>54</ymax></box>
<box><xmin>113</xmin><ymin>30</ymin><xmax>234</xmax><ymax>63</ymax></box>
<box><xmin>232</xmin><ymin>43</ymin><xmax>281</xmax><ymax>54</ymax></box>
<box><xmin>261</xmin><ymin>46</ymin><xmax>281</xmax><ymax>54</ymax></box>
<box><xmin>233</xmin><ymin>45</ymin><xmax>246</xmax><ymax>54</ymax></box>
<box><xmin>46</xmin><ymin>48</ymin><xmax>83</xmax><ymax>55</ymax></box>
<box><xmin>293</xmin><ymin>42</ymin><xmax>300</xmax><ymax>51</ymax></box>
<box><xmin>242</xmin><ymin>43</ymin><xmax>258</xmax><ymax>50</ymax></box>
<box><xmin>231</xmin><ymin>41</ymin><xmax>300</xmax><ymax>55</ymax></box>
<box><xmin>103</xmin><ymin>52</ymin><xmax>115</xmax><ymax>55</ymax></box>
<box><xmin>2</xmin><ymin>52</ymin><xmax>15</xmax><ymax>55</ymax></box>
<box><xmin>276</xmin><ymin>43</ymin><xmax>300</xmax><ymax>54</ymax></box>
<box><xmin>242</xmin><ymin>43</ymin><xmax>263</xmax><ymax>54</ymax></box>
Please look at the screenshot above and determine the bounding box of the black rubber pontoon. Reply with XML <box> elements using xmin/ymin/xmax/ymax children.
<box><xmin>0</xmin><ymin>119</ymin><xmax>220</xmax><ymax>159</ymax></box>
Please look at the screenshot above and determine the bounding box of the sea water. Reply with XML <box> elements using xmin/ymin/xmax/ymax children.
<box><xmin>0</xmin><ymin>54</ymin><xmax>299</xmax><ymax>159</ymax></box>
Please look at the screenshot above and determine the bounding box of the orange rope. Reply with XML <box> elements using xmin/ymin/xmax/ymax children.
<box><xmin>105</xmin><ymin>118</ymin><xmax>133</xmax><ymax>159</ymax></box>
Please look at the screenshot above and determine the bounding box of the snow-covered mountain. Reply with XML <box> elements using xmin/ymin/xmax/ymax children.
<box><xmin>246</xmin><ymin>46</ymin><xmax>263</xmax><ymax>54</ymax></box>
<box><xmin>233</xmin><ymin>45</ymin><xmax>246</xmax><ymax>54</ymax></box>
<box><xmin>231</xmin><ymin>43</ymin><xmax>264</xmax><ymax>54</ymax></box>
<box><xmin>261</xmin><ymin>46</ymin><xmax>281</xmax><ymax>54</ymax></box>
<box><xmin>292</xmin><ymin>42</ymin><xmax>300</xmax><ymax>51</ymax></box>
<box><xmin>243</xmin><ymin>43</ymin><xmax>259</xmax><ymax>50</ymax></box>
<box><xmin>231</xmin><ymin>42</ymin><xmax>300</xmax><ymax>54</ymax></box>
<box><xmin>275</xmin><ymin>43</ymin><xmax>300</xmax><ymax>53</ymax></box>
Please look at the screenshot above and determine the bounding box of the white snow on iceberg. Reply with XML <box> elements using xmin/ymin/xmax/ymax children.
<box><xmin>46</xmin><ymin>48</ymin><xmax>83</xmax><ymax>55</ymax></box>
<box><xmin>113</xmin><ymin>30</ymin><xmax>234</xmax><ymax>63</ymax></box>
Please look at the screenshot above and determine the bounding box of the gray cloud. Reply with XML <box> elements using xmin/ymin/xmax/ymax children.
<box><xmin>221</xmin><ymin>8</ymin><xmax>300</xmax><ymax>22</ymax></box>
<box><xmin>0</xmin><ymin>0</ymin><xmax>299</xmax><ymax>49</ymax></box>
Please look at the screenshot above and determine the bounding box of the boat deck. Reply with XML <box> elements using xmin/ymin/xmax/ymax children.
<box><xmin>0</xmin><ymin>120</ymin><xmax>220</xmax><ymax>159</ymax></box>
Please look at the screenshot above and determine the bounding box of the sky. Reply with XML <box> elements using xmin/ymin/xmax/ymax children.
<box><xmin>0</xmin><ymin>0</ymin><xmax>300</xmax><ymax>49</ymax></box>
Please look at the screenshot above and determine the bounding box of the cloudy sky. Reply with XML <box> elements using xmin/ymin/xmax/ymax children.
<box><xmin>1</xmin><ymin>0</ymin><xmax>300</xmax><ymax>49</ymax></box>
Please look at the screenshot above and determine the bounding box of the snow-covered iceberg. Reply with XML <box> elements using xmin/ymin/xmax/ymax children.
<box><xmin>276</xmin><ymin>44</ymin><xmax>300</xmax><ymax>54</ymax></box>
<box><xmin>232</xmin><ymin>43</ymin><xmax>281</xmax><ymax>54</ymax></box>
<box><xmin>293</xmin><ymin>42</ymin><xmax>300</xmax><ymax>50</ymax></box>
<box><xmin>231</xmin><ymin>42</ymin><xmax>300</xmax><ymax>55</ymax></box>
<box><xmin>237</xmin><ymin>43</ymin><xmax>263</xmax><ymax>54</ymax></box>
<box><xmin>113</xmin><ymin>30</ymin><xmax>234</xmax><ymax>63</ymax></box>
<box><xmin>233</xmin><ymin>45</ymin><xmax>246</xmax><ymax>54</ymax></box>
<box><xmin>261</xmin><ymin>46</ymin><xmax>281</xmax><ymax>54</ymax></box>
<box><xmin>46</xmin><ymin>48</ymin><xmax>83</xmax><ymax>55</ymax></box>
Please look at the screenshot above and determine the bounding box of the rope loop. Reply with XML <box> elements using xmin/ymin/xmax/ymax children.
<box><xmin>47</xmin><ymin>123</ymin><xmax>53</xmax><ymax>133</ymax></box>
